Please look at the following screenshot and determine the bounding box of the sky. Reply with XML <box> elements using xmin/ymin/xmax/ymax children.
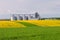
<box><xmin>0</xmin><ymin>0</ymin><xmax>60</xmax><ymax>19</ymax></box>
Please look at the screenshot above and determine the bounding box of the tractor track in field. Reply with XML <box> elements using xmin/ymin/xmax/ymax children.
<box><xmin>17</xmin><ymin>22</ymin><xmax>40</xmax><ymax>27</ymax></box>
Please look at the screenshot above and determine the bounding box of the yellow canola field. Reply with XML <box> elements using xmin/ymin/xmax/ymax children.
<box><xmin>0</xmin><ymin>21</ymin><xmax>25</xmax><ymax>28</ymax></box>
<box><xmin>21</xmin><ymin>20</ymin><xmax>60</xmax><ymax>27</ymax></box>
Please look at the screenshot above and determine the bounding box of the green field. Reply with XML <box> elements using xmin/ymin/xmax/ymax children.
<box><xmin>0</xmin><ymin>22</ymin><xmax>60</xmax><ymax>40</ymax></box>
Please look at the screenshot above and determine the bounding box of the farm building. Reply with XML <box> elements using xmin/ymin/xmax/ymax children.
<box><xmin>10</xmin><ymin>12</ymin><xmax>41</xmax><ymax>21</ymax></box>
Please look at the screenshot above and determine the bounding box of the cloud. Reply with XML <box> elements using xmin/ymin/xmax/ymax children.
<box><xmin>0</xmin><ymin>0</ymin><xmax>60</xmax><ymax>18</ymax></box>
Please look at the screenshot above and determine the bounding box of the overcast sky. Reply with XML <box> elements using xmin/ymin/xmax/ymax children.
<box><xmin>0</xmin><ymin>0</ymin><xmax>60</xmax><ymax>19</ymax></box>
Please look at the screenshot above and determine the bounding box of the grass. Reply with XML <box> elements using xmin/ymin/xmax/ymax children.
<box><xmin>0</xmin><ymin>22</ymin><xmax>60</xmax><ymax>40</ymax></box>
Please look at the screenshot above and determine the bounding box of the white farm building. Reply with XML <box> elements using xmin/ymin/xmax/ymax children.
<box><xmin>10</xmin><ymin>12</ymin><xmax>40</xmax><ymax>21</ymax></box>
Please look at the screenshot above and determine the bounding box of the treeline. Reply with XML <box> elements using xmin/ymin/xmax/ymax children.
<box><xmin>40</xmin><ymin>17</ymin><xmax>60</xmax><ymax>20</ymax></box>
<box><xmin>0</xmin><ymin>19</ymin><xmax>10</xmax><ymax>21</ymax></box>
<box><xmin>0</xmin><ymin>17</ymin><xmax>60</xmax><ymax>21</ymax></box>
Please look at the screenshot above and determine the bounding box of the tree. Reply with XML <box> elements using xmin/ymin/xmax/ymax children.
<box><xmin>19</xmin><ymin>16</ymin><xmax>23</xmax><ymax>20</ymax></box>
<box><xmin>35</xmin><ymin>12</ymin><xmax>39</xmax><ymax>18</ymax></box>
<box><xmin>14</xmin><ymin>16</ymin><xmax>17</xmax><ymax>20</ymax></box>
